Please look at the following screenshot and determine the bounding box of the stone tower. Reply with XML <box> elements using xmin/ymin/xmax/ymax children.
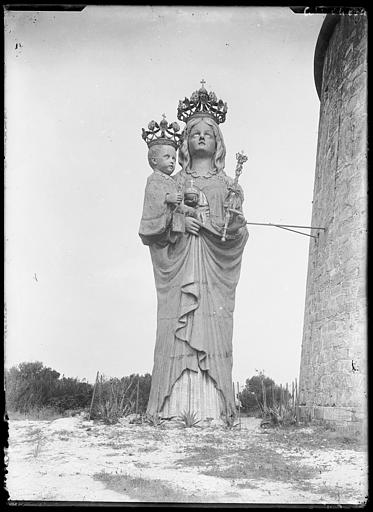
<box><xmin>298</xmin><ymin>14</ymin><xmax>367</xmax><ymax>433</ymax></box>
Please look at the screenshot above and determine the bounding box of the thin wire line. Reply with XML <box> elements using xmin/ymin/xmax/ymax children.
<box><xmin>275</xmin><ymin>225</ymin><xmax>317</xmax><ymax>239</ymax></box>
<box><xmin>245</xmin><ymin>221</ymin><xmax>325</xmax><ymax>230</ymax></box>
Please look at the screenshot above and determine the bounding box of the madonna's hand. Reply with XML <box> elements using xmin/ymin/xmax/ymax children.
<box><xmin>227</xmin><ymin>213</ymin><xmax>247</xmax><ymax>233</ymax></box>
<box><xmin>185</xmin><ymin>216</ymin><xmax>201</xmax><ymax>235</ymax></box>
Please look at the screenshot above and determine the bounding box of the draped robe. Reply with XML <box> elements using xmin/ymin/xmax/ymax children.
<box><xmin>139</xmin><ymin>169</ymin><xmax>249</xmax><ymax>420</ymax></box>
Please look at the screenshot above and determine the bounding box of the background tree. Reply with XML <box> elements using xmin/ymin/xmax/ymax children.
<box><xmin>5</xmin><ymin>362</ymin><xmax>92</xmax><ymax>414</ymax></box>
<box><xmin>239</xmin><ymin>370</ymin><xmax>290</xmax><ymax>415</ymax></box>
<box><xmin>5</xmin><ymin>361</ymin><xmax>153</xmax><ymax>421</ymax></box>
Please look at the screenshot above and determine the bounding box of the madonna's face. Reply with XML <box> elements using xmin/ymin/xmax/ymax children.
<box><xmin>188</xmin><ymin>120</ymin><xmax>216</xmax><ymax>158</ymax></box>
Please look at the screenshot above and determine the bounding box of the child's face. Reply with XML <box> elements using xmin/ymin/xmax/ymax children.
<box><xmin>152</xmin><ymin>145</ymin><xmax>176</xmax><ymax>175</ymax></box>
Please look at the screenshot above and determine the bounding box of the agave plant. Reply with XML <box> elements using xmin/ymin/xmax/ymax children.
<box><xmin>178</xmin><ymin>410</ymin><xmax>201</xmax><ymax>428</ymax></box>
<box><xmin>260</xmin><ymin>404</ymin><xmax>297</xmax><ymax>429</ymax></box>
<box><xmin>144</xmin><ymin>413</ymin><xmax>166</xmax><ymax>427</ymax></box>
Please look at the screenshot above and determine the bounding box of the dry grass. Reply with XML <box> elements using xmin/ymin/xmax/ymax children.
<box><xmin>236</xmin><ymin>481</ymin><xmax>259</xmax><ymax>489</ymax></box>
<box><xmin>264</xmin><ymin>423</ymin><xmax>366</xmax><ymax>452</ymax></box>
<box><xmin>98</xmin><ymin>423</ymin><xmax>354</xmax><ymax>501</ymax></box>
<box><xmin>138</xmin><ymin>445</ymin><xmax>158</xmax><ymax>453</ymax></box>
<box><xmin>93</xmin><ymin>472</ymin><xmax>211</xmax><ymax>502</ymax></box>
<box><xmin>199</xmin><ymin>434</ymin><xmax>224</xmax><ymax>445</ymax></box>
<box><xmin>295</xmin><ymin>480</ymin><xmax>351</xmax><ymax>501</ymax></box>
<box><xmin>98</xmin><ymin>441</ymin><xmax>135</xmax><ymax>450</ymax></box>
<box><xmin>175</xmin><ymin>446</ymin><xmax>222</xmax><ymax>467</ymax></box>
<box><xmin>171</xmin><ymin>424</ymin><xmax>364</xmax><ymax>501</ymax></box>
<box><xmin>7</xmin><ymin>407</ymin><xmax>63</xmax><ymax>422</ymax></box>
<box><xmin>30</xmin><ymin>428</ymin><xmax>45</xmax><ymax>458</ymax></box>
<box><xmin>175</xmin><ymin>442</ymin><xmax>319</xmax><ymax>485</ymax></box>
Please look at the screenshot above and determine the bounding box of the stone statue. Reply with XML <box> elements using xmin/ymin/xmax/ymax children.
<box><xmin>139</xmin><ymin>115</ymin><xmax>183</xmax><ymax>247</ymax></box>
<box><xmin>139</xmin><ymin>83</ymin><xmax>249</xmax><ymax>422</ymax></box>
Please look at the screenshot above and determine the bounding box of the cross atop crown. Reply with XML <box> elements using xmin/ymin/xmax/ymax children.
<box><xmin>177</xmin><ymin>80</ymin><xmax>228</xmax><ymax>125</ymax></box>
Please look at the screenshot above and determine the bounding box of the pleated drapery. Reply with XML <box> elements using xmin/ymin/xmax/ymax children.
<box><xmin>161</xmin><ymin>368</ymin><xmax>224</xmax><ymax>420</ymax></box>
<box><xmin>142</xmin><ymin>172</ymin><xmax>248</xmax><ymax>420</ymax></box>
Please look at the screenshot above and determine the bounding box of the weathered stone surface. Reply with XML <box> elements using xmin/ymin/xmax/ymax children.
<box><xmin>299</xmin><ymin>16</ymin><xmax>367</xmax><ymax>431</ymax></box>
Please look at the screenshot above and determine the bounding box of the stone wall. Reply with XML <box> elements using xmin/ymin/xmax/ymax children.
<box><xmin>298</xmin><ymin>15</ymin><xmax>367</xmax><ymax>432</ymax></box>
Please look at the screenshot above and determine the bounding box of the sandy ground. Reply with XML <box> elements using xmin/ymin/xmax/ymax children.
<box><xmin>5</xmin><ymin>414</ymin><xmax>368</xmax><ymax>505</ymax></box>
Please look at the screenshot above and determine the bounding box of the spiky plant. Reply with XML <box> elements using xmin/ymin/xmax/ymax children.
<box><xmin>178</xmin><ymin>410</ymin><xmax>200</xmax><ymax>428</ymax></box>
<box><xmin>144</xmin><ymin>413</ymin><xmax>166</xmax><ymax>427</ymax></box>
<box><xmin>260</xmin><ymin>404</ymin><xmax>297</xmax><ymax>428</ymax></box>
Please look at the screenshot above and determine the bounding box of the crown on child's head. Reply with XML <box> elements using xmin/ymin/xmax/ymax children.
<box><xmin>177</xmin><ymin>79</ymin><xmax>228</xmax><ymax>125</ymax></box>
<box><xmin>142</xmin><ymin>114</ymin><xmax>182</xmax><ymax>149</ymax></box>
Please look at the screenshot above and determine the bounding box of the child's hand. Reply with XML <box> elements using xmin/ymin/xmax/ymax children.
<box><xmin>166</xmin><ymin>192</ymin><xmax>182</xmax><ymax>205</ymax></box>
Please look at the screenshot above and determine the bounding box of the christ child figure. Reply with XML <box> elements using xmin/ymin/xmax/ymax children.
<box><xmin>139</xmin><ymin>116</ymin><xmax>188</xmax><ymax>245</ymax></box>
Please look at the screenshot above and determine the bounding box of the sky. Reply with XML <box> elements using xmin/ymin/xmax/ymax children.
<box><xmin>4</xmin><ymin>6</ymin><xmax>325</xmax><ymax>388</ymax></box>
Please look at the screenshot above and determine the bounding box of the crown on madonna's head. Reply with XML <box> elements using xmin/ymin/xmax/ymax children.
<box><xmin>177</xmin><ymin>79</ymin><xmax>228</xmax><ymax>125</ymax></box>
<box><xmin>142</xmin><ymin>114</ymin><xmax>182</xmax><ymax>149</ymax></box>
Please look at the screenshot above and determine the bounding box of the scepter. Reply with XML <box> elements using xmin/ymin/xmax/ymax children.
<box><xmin>221</xmin><ymin>151</ymin><xmax>248</xmax><ymax>241</ymax></box>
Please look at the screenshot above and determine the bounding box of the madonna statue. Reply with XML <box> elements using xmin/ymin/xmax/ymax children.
<box><xmin>139</xmin><ymin>82</ymin><xmax>249</xmax><ymax>422</ymax></box>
